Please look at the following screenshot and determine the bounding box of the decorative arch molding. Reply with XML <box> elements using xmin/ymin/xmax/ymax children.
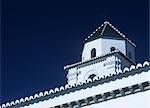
<box><xmin>84</xmin><ymin>69</ymin><xmax>99</xmax><ymax>81</ymax></box>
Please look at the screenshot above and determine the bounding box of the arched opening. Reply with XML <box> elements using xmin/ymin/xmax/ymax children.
<box><xmin>110</xmin><ymin>47</ymin><xmax>116</xmax><ymax>52</ymax></box>
<box><xmin>88</xmin><ymin>74</ymin><xmax>96</xmax><ymax>80</ymax></box>
<box><xmin>91</xmin><ymin>48</ymin><xmax>96</xmax><ymax>58</ymax></box>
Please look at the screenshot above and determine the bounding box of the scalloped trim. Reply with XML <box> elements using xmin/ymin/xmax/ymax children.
<box><xmin>51</xmin><ymin>81</ymin><xmax>150</xmax><ymax>108</ymax></box>
<box><xmin>0</xmin><ymin>61</ymin><xmax>149</xmax><ymax>108</ymax></box>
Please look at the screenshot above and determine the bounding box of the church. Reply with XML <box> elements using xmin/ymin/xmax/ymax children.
<box><xmin>1</xmin><ymin>21</ymin><xmax>150</xmax><ymax>108</ymax></box>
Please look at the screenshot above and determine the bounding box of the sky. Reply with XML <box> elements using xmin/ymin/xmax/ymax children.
<box><xmin>1</xmin><ymin>0</ymin><xmax>149</xmax><ymax>104</ymax></box>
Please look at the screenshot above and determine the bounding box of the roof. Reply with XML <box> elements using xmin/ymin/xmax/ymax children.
<box><xmin>64</xmin><ymin>50</ymin><xmax>134</xmax><ymax>70</ymax></box>
<box><xmin>1</xmin><ymin>61</ymin><xmax>149</xmax><ymax>108</ymax></box>
<box><xmin>84</xmin><ymin>21</ymin><xmax>136</xmax><ymax>47</ymax></box>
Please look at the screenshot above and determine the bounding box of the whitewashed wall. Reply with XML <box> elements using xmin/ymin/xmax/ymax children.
<box><xmin>101</xmin><ymin>38</ymin><xmax>126</xmax><ymax>55</ymax></box>
<box><xmin>67</xmin><ymin>56</ymin><xmax>117</xmax><ymax>85</ymax></box>
<box><xmin>21</xmin><ymin>70</ymin><xmax>150</xmax><ymax>108</ymax></box>
<box><xmin>77</xmin><ymin>56</ymin><xmax>116</xmax><ymax>83</ymax></box>
<box><xmin>67</xmin><ymin>68</ymin><xmax>77</xmax><ymax>84</ymax></box>
<box><xmin>82</xmin><ymin>38</ymin><xmax>126</xmax><ymax>61</ymax></box>
<box><xmin>84</xmin><ymin>90</ymin><xmax>150</xmax><ymax>108</ymax></box>
<box><xmin>82</xmin><ymin>38</ymin><xmax>102</xmax><ymax>61</ymax></box>
<box><xmin>67</xmin><ymin>54</ymin><xmax>134</xmax><ymax>86</ymax></box>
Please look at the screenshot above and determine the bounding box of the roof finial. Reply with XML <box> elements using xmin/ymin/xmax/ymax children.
<box><xmin>104</xmin><ymin>21</ymin><xmax>110</xmax><ymax>24</ymax></box>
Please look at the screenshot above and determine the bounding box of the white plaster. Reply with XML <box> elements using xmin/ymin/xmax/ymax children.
<box><xmin>21</xmin><ymin>70</ymin><xmax>150</xmax><ymax>108</ymax></box>
<box><xmin>67</xmin><ymin>56</ymin><xmax>118</xmax><ymax>85</ymax></box>
<box><xmin>70</xmin><ymin>35</ymin><xmax>135</xmax><ymax>86</ymax></box>
<box><xmin>67</xmin><ymin>53</ymin><xmax>134</xmax><ymax>86</ymax></box>
<box><xmin>101</xmin><ymin>38</ymin><xmax>126</xmax><ymax>56</ymax></box>
<box><xmin>84</xmin><ymin>90</ymin><xmax>150</xmax><ymax>108</ymax></box>
<box><xmin>82</xmin><ymin>38</ymin><xmax>102</xmax><ymax>61</ymax></box>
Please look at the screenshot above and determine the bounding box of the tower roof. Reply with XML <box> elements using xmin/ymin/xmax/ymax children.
<box><xmin>85</xmin><ymin>21</ymin><xmax>136</xmax><ymax>47</ymax></box>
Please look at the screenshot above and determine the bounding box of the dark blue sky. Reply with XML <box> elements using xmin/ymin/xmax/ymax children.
<box><xmin>1</xmin><ymin>0</ymin><xmax>149</xmax><ymax>104</ymax></box>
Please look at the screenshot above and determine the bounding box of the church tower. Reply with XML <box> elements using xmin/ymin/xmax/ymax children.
<box><xmin>64</xmin><ymin>21</ymin><xmax>136</xmax><ymax>86</ymax></box>
<box><xmin>1</xmin><ymin>20</ymin><xmax>149</xmax><ymax>108</ymax></box>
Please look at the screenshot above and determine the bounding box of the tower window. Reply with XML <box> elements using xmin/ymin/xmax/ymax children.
<box><xmin>110</xmin><ymin>47</ymin><xmax>116</xmax><ymax>52</ymax></box>
<box><xmin>88</xmin><ymin>74</ymin><xmax>96</xmax><ymax>80</ymax></box>
<box><xmin>91</xmin><ymin>48</ymin><xmax>96</xmax><ymax>58</ymax></box>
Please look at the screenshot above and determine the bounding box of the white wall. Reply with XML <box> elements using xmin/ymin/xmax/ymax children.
<box><xmin>84</xmin><ymin>90</ymin><xmax>150</xmax><ymax>108</ymax></box>
<box><xmin>82</xmin><ymin>38</ymin><xmax>102</xmax><ymax>61</ymax></box>
<box><xmin>67</xmin><ymin>68</ymin><xmax>77</xmax><ymax>85</ymax></box>
<box><xmin>67</xmin><ymin>56</ymin><xmax>117</xmax><ymax>85</ymax></box>
<box><xmin>101</xmin><ymin>38</ymin><xmax>126</xmax><ymax>55</ymax></box>
<box><xmin>21</xmin><ymin>70</ymin><xmax>150</xmax><ymax>108</ymax></box>
<box><xmin>67</xmin><ymin>54</ymin><xmax>134</xmax><ymax>86</ymax></box>
<box><xmin>67</xmin><ymin>53</ymin><xmax>131</xmax><ymax>85</ymax></box>
<box><xmin>77</xmin><ymin>56</ymin><xmax>116</xmax><ymax>83</ymax></box>
<box><xmin>82</xmin><ymin>38</ymin><xmax>126</xmax><ymax>62</ymax></box>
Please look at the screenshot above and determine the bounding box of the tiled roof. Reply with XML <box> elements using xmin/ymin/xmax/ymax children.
<box><xmin>84</xmin><ymin>21</ymin><xmax>136</xmax><ymax>47</ymax></box>
<box><xmin>0</xmin><ymin>61</ymin><xmax>149</xmax><ymax>108</ymax></box>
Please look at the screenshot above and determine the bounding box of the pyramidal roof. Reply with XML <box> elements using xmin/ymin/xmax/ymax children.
<box><xmin>84</xmin><ymin>21</ymin><xmax>136</xmax><ymax>46</ymax></box>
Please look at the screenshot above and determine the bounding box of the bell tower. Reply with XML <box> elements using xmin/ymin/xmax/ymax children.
<box><xmin>82</xmin><ymin>21</ymin><xmax>135</xmax><ymax>62</ymax></box>
<box><xmin>64</xmin><ymin>21</ymin><xmax>136</xmax><ymax>86</ymax></box>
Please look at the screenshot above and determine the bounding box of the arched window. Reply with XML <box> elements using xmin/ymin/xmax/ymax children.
<box><xmin>91</xmin><ymin>48</ymin><xmax>96</xmax><ymax>58</ymax></box>
<box><xmin>110</xmin><ymin>47</ymin><xmax>116</xmax><ymax>52</ymax></box>
<box><xmin>88</xmin><ymin>74</ymin><xmax>96</xmax><ymax>80</ymax></box>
